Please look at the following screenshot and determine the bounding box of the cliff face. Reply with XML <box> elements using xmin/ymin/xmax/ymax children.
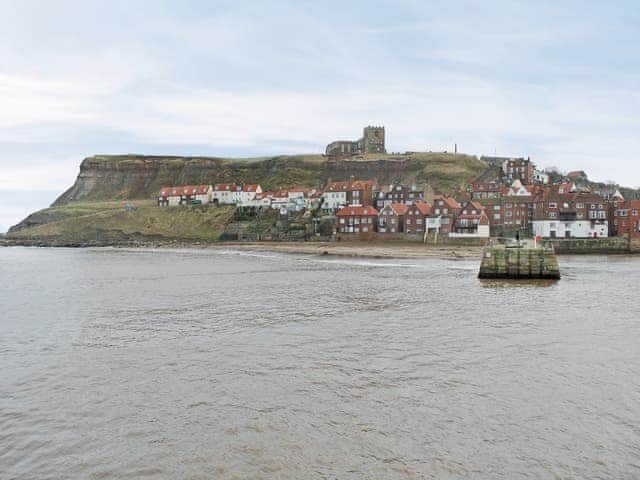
<box><xmin>53</xmin><ymin>152</ymin><xmax>486</xmax><ymax>206</ymax></box>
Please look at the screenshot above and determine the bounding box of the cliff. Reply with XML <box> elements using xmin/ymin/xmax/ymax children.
<box><xmin>52</xmin><ymin>152</ymin><xmax>485</xmax><ymax>206</ymax></box>
<box><xmin>7</xmin><ymin>152</ymin><xmax>485</xmax><ymax>243</ymax></box>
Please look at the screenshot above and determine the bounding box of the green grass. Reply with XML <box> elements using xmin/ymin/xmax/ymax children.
<box><xmin>8</xmin><ymin>201</ymin><xmax>235</xmax><ymax>243</ymax></box>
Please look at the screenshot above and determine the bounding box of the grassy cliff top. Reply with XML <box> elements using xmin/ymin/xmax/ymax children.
<box><xmin>7</xmin><ymin>200</ymin><xmax>236</xmax><ymax>244</ymax></box>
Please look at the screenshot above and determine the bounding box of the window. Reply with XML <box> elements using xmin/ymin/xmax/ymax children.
<box><xmin>563</xmin><ymin>202</ymin><xmax>569</xmax><ymax>209</ymax></box>
<box><xmin>633</xmin><ymin>210</ymin><xmax>638</xmax><ymax>216</ymax></box>
<box><xmin>505</xmin><ymin>203</ymin><xmax>513</xmax><ymax>208</ymax></box>
<box><xmin>549</xmin><ymin>212</ymin><xmax>558</xmax><ymax>218</ymax></box>
<box><xmin>590</xmin><ymin>204</ymin><xmax>596</xmax><ymax>209</ymax></box>
<box><xmin>407</xmin><ymin>219</ymin><xmax>412</xmax><ymax>225</ymax></box>
<box><xmin>577</xmin><ymin>213</ymin><xmax>584</xmax><ymax>219</ymax></box>
<box><xmin>549</xmin><ymin>202</ymin><xmax>557</xmax><ymax>209</ymax></box>
<box><xmin>589</xmin><ymin>211</ymin><xmax>597</xmax><ymax>219</ymax></box>
<box><xmin>494</xmin><ymin>205</ymin><xmax>500</xmax><ymax>211</ymax></box>
<box><xmin>434</xmin><ymin>208</ymin><xmax>440</xmax><ymax>215</ymax></box>
<box><xmin>417</xmin><ymin>218</ymin><xmax>422</xmax><ymax>224</ymax></box>
<box><xmin>576</xmin><ymin>203</ymin><xmax>584</xmax><ymax>209</ymax></box>
<box><xmin>494</xmin><ymin>214</ymin><xmax>501</xmax><ymax>220</ymax></box>
<box><xmin>598</xmin><ymin>211</ymin><xmax>606</xmax><ymax>219</ymax></box>
<box><xmin>506</xmin><ymin>211</ymin><xmax>513</xmax><ymax>218</ymax></box>
<box><xmin>443</xmin><ymin>208</ymin><xmax>449</xmax><ymax>214</ymax></box>
<box><xmin>339</xmin><ymin>218</ymin><xmax>345</xmax><ymax>224</ymax></box>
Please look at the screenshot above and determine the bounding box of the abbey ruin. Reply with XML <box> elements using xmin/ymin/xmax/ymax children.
<box><xmin>325</xmin><ymin>126</ymin><xmax>386</xmax><ymax>156</ymax></box>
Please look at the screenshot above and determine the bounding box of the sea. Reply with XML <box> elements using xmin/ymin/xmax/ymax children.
<box><xmin>1</xmin><ymin>247</ymin><xmax>639</xmax><ymax>479</ymax></box>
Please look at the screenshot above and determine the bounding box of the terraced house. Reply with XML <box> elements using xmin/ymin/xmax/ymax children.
<box><xmin>336</xmin><ymin>206</ymin><xmax>378</xmax><ymax>234</ymax></box>
<box><xmin>158</xmin><ymin>185</ymin><xmax>212</xmax><ymax>206</ymax></box>
<box><xmin>614</xmin><ymin>200</ymin><xmax>640</xmax><ymax>238</ymax></box>
<box><xmin>532</xmin><ymin>190</ymin><xmax>609</xmax><ymax>238</ymax></box>
<box><xmin>378</xmin><ymin>203</ymin><xmax>408</xmax><ymax>233</ymax></box>
<box><xmin>404</xmin><ymin>202</ymin><xmax>432</xmax><ymax>235</ymax></box>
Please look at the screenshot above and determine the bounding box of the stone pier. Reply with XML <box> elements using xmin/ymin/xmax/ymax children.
<box><xmin>478</xmin><ymin>241</ymin><xmax>560</xmax><ymax>279</ymax></box>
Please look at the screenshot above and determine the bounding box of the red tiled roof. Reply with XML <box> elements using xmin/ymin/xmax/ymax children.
<box><xmin>242</xmin><ymin>184</ymin><xmax>261</xmax><ymax>192</ymax></box>
<box><xmin>413</xmin><ymin>201</ymin><xmax>432</xmax><ymax>216</ymax></box>
<box><xmin>390</xmin><ymin>203</ymin><xmax>409</xmax><ymax>215</ymax></box>
<box><xmin>433</xmin><ymin>195</ymin><xmax>461</xmax><ymax>210</ymax></box>
<box><xmin>214</xmin><ymin>183</ymin><xmax>237</xmax><ymax>191</ymax></box>
<box><xmin>336</xmin><ymin>206</ymin><xmax>379</xmax><ymax>216</ymax></box>
<box><xmin>271</xmin><ymin>190</ymin><xmax>289</xmax><ymax>199</ymax></box>
<box><xmin>159</xmin><ymin>185</ymin><xmax>211</xmax><ymax>197</ymax></box>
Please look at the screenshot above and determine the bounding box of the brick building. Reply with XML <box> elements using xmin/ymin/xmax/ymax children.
<box><xmin>405</xmin><ymin>202</ymin><xmax>432</xmax><ymax>235</ymax></box>
<box><xmin>374</xmin><ymin>184</ymin><xmax>424</xmax><ymax>208</ymax></box>
<box><xmin>430</xmin><ymin>195</ymin><xmax>461</xmax><ymax>235</ymax></box>
<box><xmin>336</xmin><ymin>206</ymin><xmax>379</xmax><ymax>234</ymax></box>
<box><xmin>532</xmin><ymin>190</ymin><xmax>609</xmax><ymax>238</ymax></box>
<box><xmin>378</xmin><ymin>203</ymin><xmax>409</xmax><ymax>233</ymax></box>
<box><xmin>614</xmin><ymin>200</ymin><xmax>640</xmax><ymax>238</ymax></box>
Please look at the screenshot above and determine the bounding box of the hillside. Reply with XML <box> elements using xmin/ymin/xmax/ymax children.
<box><xmin>6</xmin><ymin>200</ymin><xmax>236</xmax><ymax>245</ymax></box>
<box><xmin>7</xmin><ymin>152</ymin><xmax>486</xmax><ymax>244</ymax></box>
<box><xmin>52</xmin><ymin>152</ymin><xmax>485</xmax><ymax>205</ymax></box>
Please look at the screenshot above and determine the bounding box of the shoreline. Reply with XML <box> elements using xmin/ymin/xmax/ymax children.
<box><xmin>2</xmin><ymin>238</ymin><xmax>639</xmax><ymax>259</ymax></box>
<box><xmin>0</xmin><ymin>238</ymin><xmax>482</xmax><ymax>260</ymax></box>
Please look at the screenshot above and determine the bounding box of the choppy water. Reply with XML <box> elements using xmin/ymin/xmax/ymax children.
<box><xmin>1</xmin><ymin>247</ymin><xmax>639</xmax><ymax>479</ymax></box>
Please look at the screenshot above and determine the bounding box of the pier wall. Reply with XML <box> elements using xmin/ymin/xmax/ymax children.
<box><xmin>479</xmin><ymin>246</ymin><xmax>560</xmax><ymax>279</ymax></box>
<box><xmin>543</xmin><ymin>237</ymin><xmax>640</xmax><ymax>254</ymax></box>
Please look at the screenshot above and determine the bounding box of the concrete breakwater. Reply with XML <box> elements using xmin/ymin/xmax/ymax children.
<box><xmin>479</xmin><ymin>242</ymin><xmax>560</xmax><ymax>279</ymax></box>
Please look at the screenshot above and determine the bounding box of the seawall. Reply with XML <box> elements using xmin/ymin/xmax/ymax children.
<box><xmin>543</xmin><ymin>237</ymin><xmax>640</xmax><ymax>254</ymax></box>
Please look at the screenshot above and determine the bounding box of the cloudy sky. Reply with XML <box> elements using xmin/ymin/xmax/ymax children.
<box><xmin>1</xmin><ymin>0</ymin><xmax>639</xmax><ymax>231</ymax></box>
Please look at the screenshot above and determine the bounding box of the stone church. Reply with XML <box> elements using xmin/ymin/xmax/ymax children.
<box><xmin>325</xmin><ymin>126</ymin><xmax>386</xmax><ymax>156</ymax></box>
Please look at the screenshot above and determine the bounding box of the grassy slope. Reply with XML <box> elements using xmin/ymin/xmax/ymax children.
<box><xmin>7</xmin><ymin>200</ymin><xmax>235</xmax><ymax>244</ymax></box>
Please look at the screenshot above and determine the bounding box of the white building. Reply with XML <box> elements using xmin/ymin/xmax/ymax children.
<box><xmin>532</xmin><ymin>220</ymin><xmax>608</xmax><ymax>238</ymax></box>
<box><xmin>213</xmin><ymin>183</ymin><xmax>240</xmax><ymax>205</ymax></box>
<box><xmin>238</xmin><ymin>184</ymin><xmax>262</xmax><ymax>206</ymax></box>
<box><xmin>533</xmin><ymin>170</ymin><xmax>550</xmax><ymax>184</ymax></box>
<box><xmin>322</xmin><ymin>191</ymin><xmax>347</xmax><ymax>213</ymax></box>
<box><xmin>158</xmin><ymin>185</ymin><xmax>212</xmax><ymax>206</ymax></box>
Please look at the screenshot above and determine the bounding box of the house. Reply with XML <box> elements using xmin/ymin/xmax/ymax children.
<box><xmin>336</xmin><ymin>205</ymin><xmax>379</xmax><ymax>233</ymax></box>
<box><xmin>254</xmin><ymin>192</ymin><xmax>273</xmax><ymax>209</ymax></box>
<box><xmin>301</xmin><ymin>188</ymin><xmax>324</xmax><ymax>211</ymax></box>
<box><xmin>270</xmin><ymin>190</ymin><xmax>291</xmax><ymax>214</ymax></box>
<box><xmin>158</xmin><ymin>185</ymin><xmax>212</xmax><ymax>206</ymax></box>
<box><xmin>502</xmin><ymin>157</ymin><xmax>534</xmax><ymax>185</ymax></box>
<box><xmin>533</xmin><ymin>170</ymin><xmax>550</xmax><ymax>184</ymax></box>
<box><xmin>430</xmin><ymin>195</ymin><xmax>461</xmax><ymax>235</ymax></box>
<box><xmin>470</xmin><ymin>182</ymin><xmax>503</xmax><ymax>200</ymax></box>
<box><xmin>213</xmin><ymin>183</ymin><xmax>240</xmax><ymax>205</ymax></box>
<box><xmin>238</xmin><ymin>184</ymin><xmax>262</xmax><ymax>206</ymax></box>
<box><xmin>613</xmin><ymin>200</ymin><xmax>640</xmax><ymax>238</ymax></box>
<box><xmin>405</xmin><ymin>201</ymin><xmax>432</xmax><ymax>235</ymax></box>
<box><xmin>373</xmin><ymin>184</ymin><xmax>424</xmax><ymax>208</ymax></box>
<box><xmin>450</xmin><ymin>201</ymin><xmax>490</xmax><ymax>238</ymax></box>
<box><xmin>378</xmin><ymin>203</ymin><xmax>409</xmax><ymax>233</ymax></box>
<box><xmin>532</xmin><ymin>190</ymin><xmax>609</xmax><ymax>238</ymax></box>
<box><xmin>322</xmin><ymin>180</ymin><xmax>376</xmax><ymax>213</ymax></box>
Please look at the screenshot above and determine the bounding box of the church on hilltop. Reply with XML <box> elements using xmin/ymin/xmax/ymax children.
<box><xmin>325</xmin><ymin>126</ymin><xmax>386</xmax><ymax>156</ymax></box>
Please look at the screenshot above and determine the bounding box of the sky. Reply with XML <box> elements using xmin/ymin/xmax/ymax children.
<box><xmin>1</xmin><ymin>0</ymin><xmax>640</xmax><ymax>232</ymax></box>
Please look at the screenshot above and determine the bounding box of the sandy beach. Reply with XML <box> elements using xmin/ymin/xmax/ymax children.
<box><xmin>210</xmin><ymin>241</ymin><xmax>484</xmax><ymax>259</ymax></box>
